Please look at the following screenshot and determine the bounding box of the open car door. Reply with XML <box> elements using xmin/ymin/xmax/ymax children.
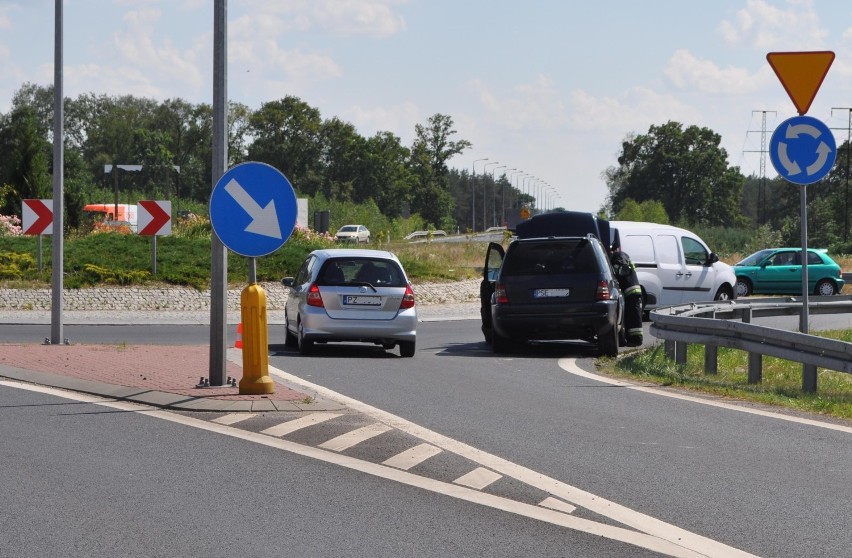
<box><xmin>480</xmin><ymin>242</ymin><xmax>505</xmax><ymax>343</ymax></box>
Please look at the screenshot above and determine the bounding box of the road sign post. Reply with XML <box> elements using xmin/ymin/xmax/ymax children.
<box><xmin>23</xmin><ymin>199</ymin><xmax>54</xmax><ymax>273</ymax></box>
<box><xmin>138</xmin><ymin>200</ymin><xmax>172</xmax><ymax>276</ymax></box>
<box><xmin>210</xmin><ymin>162</ymin><xmax>297</xmax><ymax>394</ymax></box>
<box><xmin>767</xmin><ymin>51</ymin><xmax>836</xmax><ymax>393</ymax></box>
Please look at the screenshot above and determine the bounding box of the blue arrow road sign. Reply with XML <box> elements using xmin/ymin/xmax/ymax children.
<box><xmin>210</xmin><ymin>162</ymin><xmax>297</xmax><ymax>257</ymax></box>
<box><xmin>770</xmin><ymin>115</ymin><xmax>836</xmax><ymax>185</ymax></box>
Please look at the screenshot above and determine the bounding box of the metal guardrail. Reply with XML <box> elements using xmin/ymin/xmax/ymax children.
<box><xmin>648</xmin><ymin>296</ymin><xmax>852</xmax><ymax>393</ymax></box>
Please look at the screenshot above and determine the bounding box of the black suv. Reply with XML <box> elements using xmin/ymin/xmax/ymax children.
<box><xmin>480</xmin><ymin>233</ymin><xmax>624</xmax><ymax>356</ymax></box>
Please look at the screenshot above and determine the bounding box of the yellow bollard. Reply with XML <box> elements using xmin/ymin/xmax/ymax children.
<box><xmin>238</xmin><ymin>283</ymin><xmax>275</xmax><ymax>394</ymax></box>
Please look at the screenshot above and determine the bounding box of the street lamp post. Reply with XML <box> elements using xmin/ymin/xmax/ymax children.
<box><xmin>482</xmin><ymin>161</ymin><xmax>499</xmax><ymax>230</ymax></box>
<box><xmin>472</xmin><ymin>158</ymin><xmax>488</xmax><ymax>233</ymax></box>
<box><xmin>489</xmin><ymin>165</ymin><xmax>506</xmax><ymax>227</ymax></box>
<box><xmin>512</xmin><ymin>172</ymin><xmax>525</xmax><ymax>210</ymax></box>
<box><xmin>506</xmin><ymin>170</ymin><xmax>521</xmax><ymax>224</ymax></box>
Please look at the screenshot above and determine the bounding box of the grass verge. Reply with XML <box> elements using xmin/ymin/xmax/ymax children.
<box><xmin>596</xmin><ymin>330</ymin><xmax>852</xmax><ymax>422</ymax></box>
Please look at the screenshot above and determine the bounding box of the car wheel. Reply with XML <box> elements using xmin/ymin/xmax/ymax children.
<box><xmin>297</xmin><ymin>319</ymin><xmax>313</xmax><ymax>355</ymax></box>
<box><xmin>491</xmin><ymin>330</ymin><xmax>513</xmax><ymax>354</ymax></box>
<box><xmin>399</xmin><ymin>340</ymin><xmax>415</xmax><ymax>357</ymax></box>
<box><xmin>815</xmin><ymin>279</ymin><xmax>837</xmax><ymax>296</ymax></box>
<box><xmin>715</xmin><ymin>285</ymin><xmax>734</xmax><ymax>301</ymax></box>
<box><xmin>735</xmin><ymin>278</ymin><xmax>752</xmax><ymax>297</ymax></box>
<box><xmin>284</xmin><ymin>313</ymin><xmax>298</xmax><ymax>348</ymax></box>
<box><xmin>598</xmin><ymin>324</ymin><xmax>618</xmax><ymax>357</ymax></box>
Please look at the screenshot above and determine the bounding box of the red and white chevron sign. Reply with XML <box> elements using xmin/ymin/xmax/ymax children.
<box><xmin>138</xmin><ymin>200</ymin><xmax>172</xmax><ymax>236</ymax></box>
<box><xmin>22</xmin><ymin>199</ymin><xmax>53</xmax><ymax>235</ymax></box>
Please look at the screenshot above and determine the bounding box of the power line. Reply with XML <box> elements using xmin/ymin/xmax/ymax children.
<box><xmin>744</xmin><ymin>110</ymin><xmax>776</xmax><ymax>225</ymax></box>
<box><xmin>830</xmin><ymin>108</ymin><xmax>852</xmax><ymax>242</ymax></box>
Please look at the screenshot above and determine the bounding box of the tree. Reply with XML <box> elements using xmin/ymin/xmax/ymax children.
<box><xmin>605</xmin><ymin>121</ymin><xmax>745</xmax><ymax>227</ymax></box>
<box><xmin>363</xmin><ymin>132</ymin><xmax>413</xmax><ymax>218</ymax></box>
<box><xmin>247</xmin><ymin>96</ymin><xmax>323</xmax><ymax>196</ymax></box>
<box><xmin>0</xmin><ymin>105</ymin><xmax>50</xmax><ymax>215</ymax></box>
<box><xmin>408</xmin><ymin>114</ymin><xmax>471</xmax><ymax>228</ymax></box>
<box><xmin>613</xmin><ymin>198</ymin><xmax>669</xmax><ymax>223</ymax></box>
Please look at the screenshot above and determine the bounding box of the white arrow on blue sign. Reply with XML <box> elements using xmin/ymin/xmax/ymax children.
<box><xmin>209</xmin><ymin>162</ymin><xmax>297</xmax><ymax>257</ymax></box>
<box><xmin>770</xmin><ymin>115</ymin><xmax>836</xmax><ymax>185</ymax></box>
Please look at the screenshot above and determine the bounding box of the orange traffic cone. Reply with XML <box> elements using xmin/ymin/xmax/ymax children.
<box><xmin>235</xmin><ymin>322</ymin><xmax>243</xmax><ymax>349</ymax></box>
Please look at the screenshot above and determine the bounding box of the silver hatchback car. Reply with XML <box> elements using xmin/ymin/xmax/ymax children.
<box><xmin>281</xmin><ymin>249</ymin><xmax>417</xmax><ymax>357</ymax></box>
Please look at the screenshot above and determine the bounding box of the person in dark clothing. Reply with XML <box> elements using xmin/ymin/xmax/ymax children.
<box><xmin>611</xmin><ymin>251</ymin><xmax>644</xmax><ymax>346</ymax></box>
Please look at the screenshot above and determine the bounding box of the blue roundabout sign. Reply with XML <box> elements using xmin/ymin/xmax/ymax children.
<box><xmin>209</xmin><ymin>162</ymin><xmax>297</xmax><ymax>257</ymax></box>
<box><xmin>769</xmin><ymin>115</ymin><xmax>836</xmax><ymax>185</ymax></box>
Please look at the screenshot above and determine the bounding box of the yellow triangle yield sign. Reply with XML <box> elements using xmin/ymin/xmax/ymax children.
<box><xmin>767</xmin><ymin>51</ymin><xmax>834</xmax><ymax>115</ymax></box>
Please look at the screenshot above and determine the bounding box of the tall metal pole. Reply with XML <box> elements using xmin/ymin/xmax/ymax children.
<box><xmin>489</xmin><ymin>165</ymin><xmax>506</xmax><ymax>227</ymax></box>
<box><xmin>209</xmin><ymin>0</ymin><xmax>228</xmax><ymax>385</ymax></box>
<box><xmin>831</xmin><ymin>107</ymin><xmax>852</xmax><ymax>242</ymax></box>
<box><xmin>51</xmin><ymin>0</ymin><xmax>64</xmax><ymax>345</ymax></box>
<box><xmin>800</xmin><ymin>185</ymin><xmax>809</xmax><ymax>335</ymax></box>
<box><xmin>482</xmin><ymin>162</ymin><xmax>499</xmax><ymax>230</ymax></box>
<box><xmin>471</xmin><ymin>158</ymin><xmax>487</xmax><ymax>232</ymax></box>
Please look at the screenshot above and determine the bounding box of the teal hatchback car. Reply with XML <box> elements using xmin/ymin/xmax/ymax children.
<box><xmin>734</xmin><ymin>248</ymin><xmax>844</xmax><ymax>297</ymax></box>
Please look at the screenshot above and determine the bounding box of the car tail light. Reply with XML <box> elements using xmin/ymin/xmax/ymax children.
<box><xmin>596</xmin><ymin>280</ymin><xmax>611</xmax><ymax>301</ymax></box>
<box><xmin>307</xmin><ymin>283</ymin><xmax>324</xmax><ymax>307</ymax></box>
<box><xmin>495</xmin><ymin>282</ymin><xmax>509</xmax><ymax>304</ymax></box>
<box><xmin>399</xmin><ymin>284</ymin><xmax>416</xmax><ymax>309</ymax></box>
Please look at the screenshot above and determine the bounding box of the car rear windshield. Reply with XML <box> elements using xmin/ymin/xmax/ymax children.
<box><xmin>503</xmin><ymin>239</ymin><xmax>599</xmax><ymax>276</ymax></box>
<box><xmin>318</xmin><ymin>258</ymin><xmax>406</xmax><ymax>287</ymax></box>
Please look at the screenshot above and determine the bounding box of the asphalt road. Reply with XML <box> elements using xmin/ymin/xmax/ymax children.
<box><xmin>3</xmin><ymin>318</ymin><xmax>852</xmax><ymax>557</ymax></box>
<box><xmin>267</xmin><ymin>320</ymin><xmax>852</xmax><ymax>558</ymax></box>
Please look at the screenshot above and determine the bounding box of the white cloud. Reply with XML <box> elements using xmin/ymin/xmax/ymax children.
<box><xmin>718</xmin><ymin>0</ymin><xmax>827</xmax><ymax>50</ymax></box>
<box><xmin>665</xmin><ymin>49</ymin><xmax>770</xmax><ymax>94</ymax></box>
<box><xmin>344</xmin><ymin>100</ymin><xmax>420</xmax><ymax>144</ymax></box>
<box><xmin>238</xmin><ymin>0</ymin><xmax>407</xmax><ymax>37</ymax></box>
<box><xmin>472</xmin><ymin>75</ymin><xmax>567</xmax><ymax>130</ymax></box>
<box><xmin>110</xmin><ymin>7</ymin><xmax>205</xmax><ymax>92</ymax></box>
<box><xmin>568</xmin><ymin>87</ymin><xmax>702</xmax><ymax>135</ymax></box>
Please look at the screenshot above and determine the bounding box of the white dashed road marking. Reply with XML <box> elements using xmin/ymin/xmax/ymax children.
<box><xmin>319</xmin><ymin>423</ymin><xmax>392</xmax><ymax>452</ymax></box>
<box><xmin>539</xmin><ymin>496</ymin><xmax>578</xmax><ymax>515</ymax></box>
<box><xmin>212</xmin><ymin>412</ymin><xmax>257</xmax><ymax>425</ymax></box>
<box><xmin>382</xmin><ymin>443</ymin><xmax>442</xmax><ymax>470</ymax></box>
<box><xmin>260</xmin><ymin>412</ymin><xmax>342</xmax><ymax>437</ymax></box>
<box><xmin>453</xmin><ymin>467</ymin><xmax>502</xmax><ymax>490</ymax></box>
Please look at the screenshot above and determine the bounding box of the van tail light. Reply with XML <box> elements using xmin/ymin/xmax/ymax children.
<box><xmin>596</xmin><ymin>280</ymin><xmax>611</xmax><ymax>301</ymax></box>
<box><xmin>495</xmin><ymin>282</ymin><xmax>509</xmax><ymax>304</ymax></box>
<box><xmin>399</xmin><ymin>284</ymin><xmax>416</xmax><ymax>309</ymax></box>
<box><xmin>307</xmin><ymin>283</ymin><xmax>324</xmax><ymax>307</ymax></box>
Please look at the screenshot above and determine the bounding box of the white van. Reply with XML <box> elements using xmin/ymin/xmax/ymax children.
<box><xmin>609</xmin><ymin>221</ymin><xmax>736</xmax><ymax>310</ymax></box>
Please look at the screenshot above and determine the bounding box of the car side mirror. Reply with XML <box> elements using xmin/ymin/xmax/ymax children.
<box><xmin>707</xmin><ymin>252</ymin><xmax>719</xmax><ymax>265</ymax></box>
<box><xmin>281</xmin><ymin>277</ymin><xmax>294</xmax><ymax>287</ymax></box>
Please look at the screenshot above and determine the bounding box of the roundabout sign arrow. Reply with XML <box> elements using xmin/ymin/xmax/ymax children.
<box><xmin>769</xmin><ymin>115</ymin><xmax>836</xmax><ymax>185</ymax></box>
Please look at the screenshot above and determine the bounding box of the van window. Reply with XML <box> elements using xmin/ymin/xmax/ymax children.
<box><xmin>656</xmin><ymin>235</ymin><xmax>680</xmax><ymax>265</ymax></box>
<box><xmin>681</xmin><ymin>236</ymin><xmax>708</xmax><ymax>265</ymax></box>
<box><xmin>623</xmin><ymin>234</ymin><xmax>655</xmax><ymax>264</ymax></box>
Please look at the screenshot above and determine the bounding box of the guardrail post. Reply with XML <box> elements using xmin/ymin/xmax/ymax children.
<box><xmin>748</xmin><ymin>352</ymin><xmax>762</xmax><ymax>384</ymax></box>
<box><xmin>704</xmin><ymin>345</ymin><xmax>717</xmax><ymax>375</ymax></box>
<box><xmin>802</xmin><ymin>364</ymin><xmax>817</xmax><ymax>393</ymax></box>
<box><xmin>675</xmin><ymin>341</ymin><xmax>687</xmax><ymax>365</ymax></box>
<box><xmin>742</xmin><ymin>307</ymin><xmax>752</xmax><ymax>324</ymax></box>
<box><xmin>664</xmin><ymin>339</ymin><xmax>675</xmax><ymax>360</ymax></box>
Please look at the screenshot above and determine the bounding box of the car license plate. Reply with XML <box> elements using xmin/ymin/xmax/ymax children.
<box><xmin>533</xmin><ymin>288</ymin><xmax>570</xmax><ymax>298</ymax></box>
<box><xmin>342</xmin><ymin>295</ymin><xmax>382</xmax><ymax>306</ymax></box>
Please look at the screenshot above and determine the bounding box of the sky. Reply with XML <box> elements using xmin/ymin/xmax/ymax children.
<box><xmin>2</xmin><ymin>0</ymin><xmax>852</xmax><ymax>214</ymax></box>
